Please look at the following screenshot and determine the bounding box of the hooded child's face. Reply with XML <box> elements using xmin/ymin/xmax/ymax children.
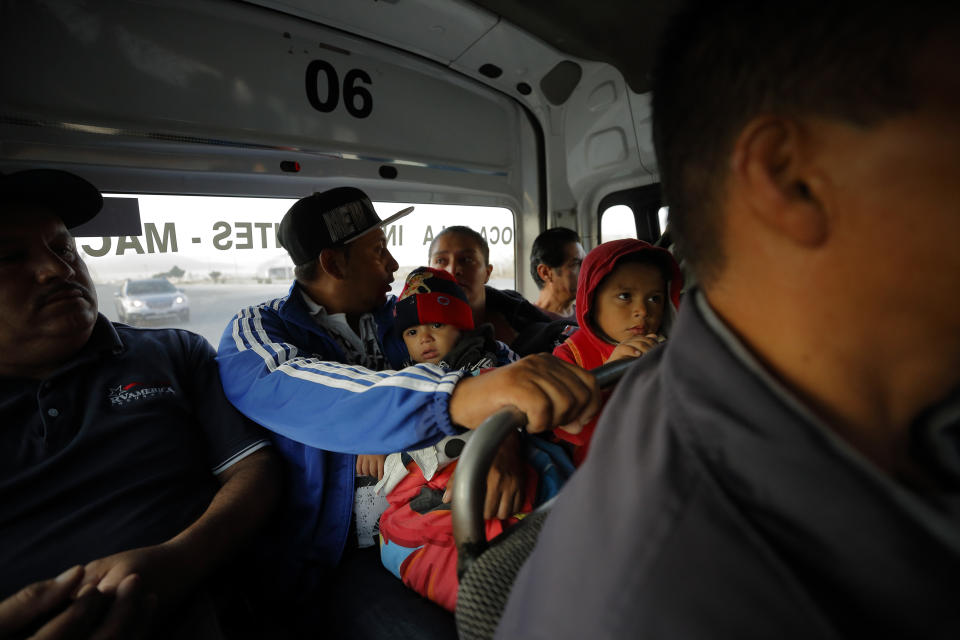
<box><xmin>592</xmin><ymin>261</ymin><xmax>666</xmax><ymax>345</ymax></box>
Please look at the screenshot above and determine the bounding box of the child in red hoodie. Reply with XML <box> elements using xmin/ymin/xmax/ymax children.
<box><xmin>553</xmin><ymin>238</ymin><xmax>683</xmax><ymax>465</ymax></box>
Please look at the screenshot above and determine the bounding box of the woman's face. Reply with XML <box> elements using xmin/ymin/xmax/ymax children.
<box><xmin>429</xmin><ymin>232</ymin><xmax>492</xmax><ymax>309</ymax></box>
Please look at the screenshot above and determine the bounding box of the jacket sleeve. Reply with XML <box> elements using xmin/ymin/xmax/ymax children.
<box><xmin>495</xmin><ymin>340</ymin><xmax>520</xmax><ymax>366</ymax></box>
<box><xmin>552</xmin><ymin>339</ymin><xmax>576</xmax><ymax>365</ymax></box>
<box><xmin>216</xmin><ymin>301</ymin><xmax>466</xmax><ymax>454</ymax></box>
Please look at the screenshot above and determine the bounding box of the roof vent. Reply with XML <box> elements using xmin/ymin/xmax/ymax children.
<box><xmin>540</xmin><ymin>60</ymin><xmax>582</xmax><ymax>106</ymax></box>
<box><xmin>479</xmin><ymin>63</ymin><xmax>503</xmax><ymax>79</ymax></box>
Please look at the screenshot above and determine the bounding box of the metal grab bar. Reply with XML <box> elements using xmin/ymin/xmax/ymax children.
<box><xmin>451</xmin><ymin>357</ymin><xmax>635</xmax><ymax>579</ymax></box>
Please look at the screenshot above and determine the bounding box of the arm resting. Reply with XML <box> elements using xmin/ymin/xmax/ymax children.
<box><xmin>82</xmin><ymin>448</ymin><xmax>281</xmax><ymax>608</ymax></box>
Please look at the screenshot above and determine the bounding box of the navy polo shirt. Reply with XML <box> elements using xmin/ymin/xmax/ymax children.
<box><xmin>0</xmin><ymin>316</ymin><xmax>269</xmax><ymax>598</ymax></box>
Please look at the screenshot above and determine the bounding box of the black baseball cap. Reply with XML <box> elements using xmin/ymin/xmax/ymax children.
<box><xmin>0</xmin><ymin>169</ymin><xmax>103</xmax><ymax>228</ymax></box>
<box><xmin>278</xmin><ymin>187</ymin><xmax>413</xmax><ymax>266</ymax></box>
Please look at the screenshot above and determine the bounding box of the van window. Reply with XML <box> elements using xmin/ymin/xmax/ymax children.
<box><xmin>82</xmin><ymin>194</ymin><xmax>514</xmax><ymax>346</ymax></box>
<box><xmin>598</xmin><ymin>185</ymin><xmax>664</xmax><ymax>244</ymax></box>
<box><xmin>600</xmin><ymin>204</ymin><xmax>637</xmax><ymax>241</ymax></box>
<box><xmin>658</xmin><ymin>206</ymin><xmax>669</xmax><ymax>235</ymax></box>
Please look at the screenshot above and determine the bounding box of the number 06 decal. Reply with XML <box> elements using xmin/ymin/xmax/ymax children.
<box><xmin>305</xmin><ymin>60</ymin><xmax>373</xmax><ymax>119</ymax></box>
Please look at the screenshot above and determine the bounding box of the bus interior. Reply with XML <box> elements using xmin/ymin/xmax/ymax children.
<box><xmin>1</xmin><ymin>0</ymin><xmax>678</xmax><ymax>346</ymax></box>
<box><xmin>2</xmin><ymin>0</ymin><xmax>677</xmax><ymax>635</ymax></box>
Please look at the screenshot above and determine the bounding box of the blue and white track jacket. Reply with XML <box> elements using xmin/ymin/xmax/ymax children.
<box><xmin>216</xmin><ymin>283</ymin><xmax>465</xmax><ymax>599</ymax></box>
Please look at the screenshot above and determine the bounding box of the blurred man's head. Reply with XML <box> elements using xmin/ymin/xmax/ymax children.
<box><xmin>0</xmin><ymin>170</ymin><xmax>102</xmax><ymax>377</ymax></box>
<box><xmin>653</xmin><ymin>2</ymin><xmax>960</xmax><ymax>289</ymax></box>
<box><xmin>651</xmin><ymin>1</ymin><xmax>960</xmax><ymax>442</ymax></box>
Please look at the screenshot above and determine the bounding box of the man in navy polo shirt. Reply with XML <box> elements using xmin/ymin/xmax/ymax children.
<box><xmin>0</xmin><ymin>169</ymin><xmax>279</xmax><ymax>637</ymax></box>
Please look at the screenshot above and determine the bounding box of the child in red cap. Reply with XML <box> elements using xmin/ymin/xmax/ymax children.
<box><xmin>359</xmin><ymin>267</ymin><xmax>571</xmax><ymax>612</ymax></box>
<box><xmin>393</xmin><ymin>266</ymin><xmax>509</xmax><ymax>371</ymax></box>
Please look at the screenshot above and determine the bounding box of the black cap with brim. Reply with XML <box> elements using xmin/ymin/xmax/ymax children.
<box><xmin>0</xmin><ymin>169</ymin><xmax>103</xmax><ymax>229</ymax></box>
<box><xmin>278</xmin><ymin>186</ymin><xmax>414</xmax><ymax>266</ymax></box>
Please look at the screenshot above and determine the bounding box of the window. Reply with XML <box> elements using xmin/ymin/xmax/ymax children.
<box><xmin>597</xmin><ymin>184</ymin><xmax>663</xmax><ymax>244</ymax></box>
<box><xmin>600</xmin><ymin>204</ymin><xmax>637</xmax><ymax>241</ymax></box>
<box><xmin>389</xmin><ymin>202</ymin><xmax>516</xmax><ymax>295</ymax></box>
<box><xmin>658</xmin><ymin>206</ymin><xmax>669</xmax><ymax>235</ymax></box>
<box><xmin>80</xmin><ymin>195</ymin><xmax>514</xmax><ymax>346</ymax></box>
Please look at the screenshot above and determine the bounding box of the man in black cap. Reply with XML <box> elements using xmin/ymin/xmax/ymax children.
<box><xmin>0</xmin><ymin>169</ymin><xmax>279</xmax><ymax>637</ymax></box>
<box><xmin>217</xmin><ymin>186</ymin><xmax>599</xmax><ymax>635</ymax></box>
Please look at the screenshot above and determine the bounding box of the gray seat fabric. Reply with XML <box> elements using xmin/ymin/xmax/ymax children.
<box><xmin>455</xmin><ymin>508</ymin><xmax>550</xmax><ymax>640</ymax></box>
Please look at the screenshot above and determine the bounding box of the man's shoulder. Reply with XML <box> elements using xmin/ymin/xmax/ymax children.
<box><xmin>233</xmin><ymin>292</ymin><xmax>293</xmax><ymax>318</ymax></box>
<box><xmin>221</xmin><ymin>292</ymin><xmax>298</xmax><ymax>344</ymax></box>
<box><xmin>501</xmin><ymin>377</ymin><xmax>829</xmax><ymax>638</ymax></box>
<box><xmin>112</xmin><ymin>323</ymin><xmax>213</xmax><ymax>360</ymax></box>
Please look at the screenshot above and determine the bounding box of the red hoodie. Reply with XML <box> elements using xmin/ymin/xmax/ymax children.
<box><xmin>553</xmin><ymin>238</ymin><xmax>682</xmax><ymax>464</ymax></box>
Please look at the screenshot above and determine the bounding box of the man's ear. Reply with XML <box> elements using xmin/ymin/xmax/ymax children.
<box><xmin>483</xmin><ymin>263</ymin><xmax>493</xmax><ymax>283</ymax></box>
<box><xmin>318</xmin><ymin>249</ymin><xmax>347</xmax><ymax>280</ymax></box>
<box><xmin>731</xmin><ymin>116</ymin><xmax>830</xmax><ymax>247</ymax></box>
<box><xmin>536</xmin><ymin>263</ymin><xmax>553</xmax><ymax>285</ymax></box>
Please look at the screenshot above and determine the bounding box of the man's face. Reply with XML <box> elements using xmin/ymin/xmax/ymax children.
<box><xmin>547</xmin><ymin>242</ymin><xmax>586</xmax><ymax>304</ymax></box>
<box><xmin>592</xmin><ymin>261</ymin><xmax>666</xmax><ymax>344</ymax></box>
<box><xmin>342</xmin><ymin>228</ymin><xmax>399</xmax><ymax>311</ymax></box>
<box><xmin>429</xmin><ymin>232</ymin><xmax>492</xmax><ymax>309</ymax></box>
<box><xmin>0</xmin><ymin>211</ymin><xmax>98</xmax><ymax>373</ymax></box>
<box><xmin>402</xmin><ymin>322</ymin><xmax>462</xmax><ymax>365</ymax></box>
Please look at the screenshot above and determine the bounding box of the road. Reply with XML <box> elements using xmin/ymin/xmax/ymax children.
<box><xmin>96</xmin><ymin>282</ymin><xmax>291</xmax><ymax>347</ymax></box>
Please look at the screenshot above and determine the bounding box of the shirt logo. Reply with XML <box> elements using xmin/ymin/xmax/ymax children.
<box><xmin>108</xmin><ymin>381</ymin><xmax>175</xmax><ymax>406</ymax></box>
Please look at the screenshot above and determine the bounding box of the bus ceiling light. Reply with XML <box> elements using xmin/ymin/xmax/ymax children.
<box><xmin>280</xmin><ymin>161</ymin><xmax>301</xmax><ymax>173</ymax></box>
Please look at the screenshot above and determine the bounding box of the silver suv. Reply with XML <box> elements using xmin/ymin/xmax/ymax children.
<box><xmin>115</xmin><ymin>278</ymin><xmax>190</xmax><ymax>325</ymax></box>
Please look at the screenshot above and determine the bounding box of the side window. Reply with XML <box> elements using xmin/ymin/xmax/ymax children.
<box><xmin>600</xmin><ymin>204</ymin><xmax>637</xmax><ymax>241</ymax></box>
<box><xmin>597</xmin><ymin>184</ymin><xmax>663</xmax><ymax>244</ymax></box>
<box><xmin>80</xmin><ymin>195</ymin><xmax>514</xmax><ymax>347</ymax></box>
<box><xmin>658</xmin><ymin>206</ymin><xmax>669</xmax><ymax>235</ymax></box>
<box><xmin>385</xmin><ymin>202</ymin><xmax>515</xmax><ymax>293</ymax></box>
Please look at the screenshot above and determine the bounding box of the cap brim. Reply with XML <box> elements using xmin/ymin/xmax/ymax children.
<box><xmin>345</xmin><ymin>205</ymin><xmax>415</xmax><ymax>244</ymax></box>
